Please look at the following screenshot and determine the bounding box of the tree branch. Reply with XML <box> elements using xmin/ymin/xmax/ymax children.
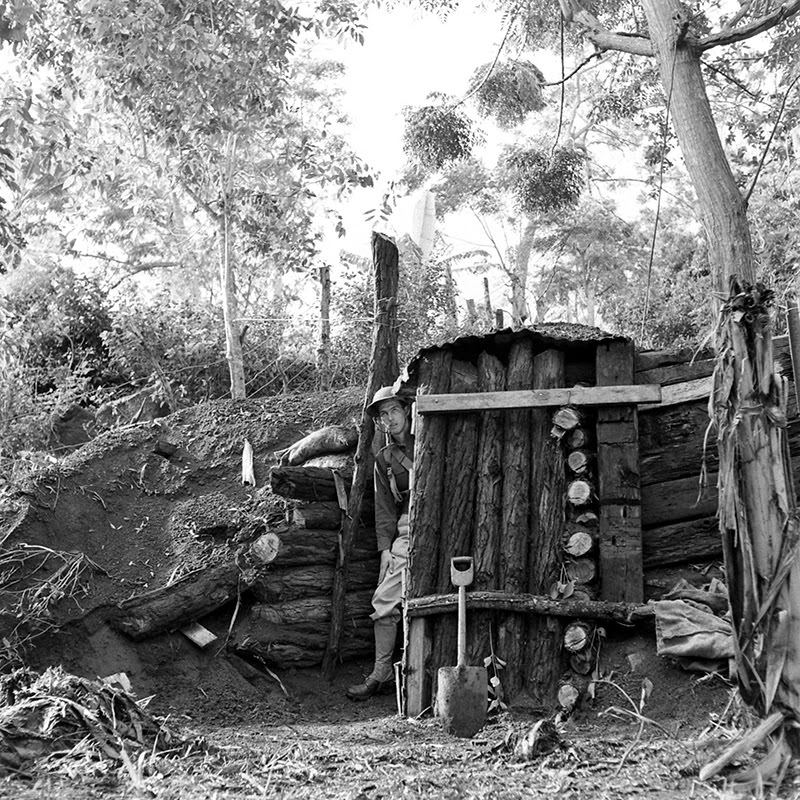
<box><xmin>543</xmin><ymin>51</ymin><xmax>603</xmax><ymax>87</ymax></box>
<box><xmin>560</xmin><ymin>0</ymin><xmax>654</xmax><ymax>56</ymax></box>
<box><xmin>745</xmin><ymin>73</ymin><xmax>800</xmax><ymax>205</ymax></box>
<box><xmin>698</xmin><ymin>0</ymin><xmax>800</xmax><ymax>51</ymax></box>
<box><xmin>106</xmin><ymin>260</ymin><xmax>185</xmax><ymax>291</ymax></box>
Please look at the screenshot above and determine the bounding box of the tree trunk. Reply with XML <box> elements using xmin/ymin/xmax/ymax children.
<box><xmin>218</xmin><ymin>209</ymin><xmax>246</xmax><ymax>399</ymax></box>
<box><xmin>317</xmin><ymin>263</ymin><xmax>331</xmax><ymax>391</ymax></box>
<box><xmin>583</xmin><ymin>265</ymin><xmax>596</xmax><ymax>327</ymax></box>
<box><xmin>217</xmin><ymin>135</ymin><xmax>246</xmax><ymax>399</ymax></box>
<box><xmin>639</xmin><ymin>0</ymin><xmax>755</xmax><ymax>293</ymax></box>
<box><xmin>510</xmin><ymin>220</ymin><xmax>536</xmax><ymax>325</ymax></box>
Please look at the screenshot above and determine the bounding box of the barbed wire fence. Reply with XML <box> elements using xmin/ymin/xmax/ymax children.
<box><xmin>239</xmin><ymin>313</ymin><xmax>371</xmax><ymax>398</ymax></box>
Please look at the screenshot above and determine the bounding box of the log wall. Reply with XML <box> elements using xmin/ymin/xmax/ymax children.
<box><xmin>636</xmin><ymin>333</ymin><xmax>799</xmax><ymax>572</ymax></box>
<box><xmin>250</xmin><ymin>330</ymin><xmax>798</xmax><ymax>709</ymax></box>
<box><xmin>401</xmin><ymin>329</ymin><xmax>798</xmax><ymax>716</ymax></box>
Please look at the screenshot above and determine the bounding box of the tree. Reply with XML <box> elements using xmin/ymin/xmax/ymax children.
<box><xmin>414</xmin><ymin>0</ymin><xmax>800</xmax><ymax>753</ymax></box>
<box><xmin>2</xmin><ymin>1</ymin><xmax>373</xmax><ymax>398</ymax></box>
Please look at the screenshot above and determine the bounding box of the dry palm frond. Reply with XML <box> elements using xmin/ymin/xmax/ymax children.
<box><xmin>0</xmin><ymin>544</ymin><xmax>107</xmax><ymax>668</ymax></box>
<box><xmin>704</xmin><ymin>278</ymin><xmax>799</xmax><ymax>792</ymax></box>
<box><xmin>0</xmin><ymin>666</ymin><xmax>206</xmax><ymax>778</ymax></box>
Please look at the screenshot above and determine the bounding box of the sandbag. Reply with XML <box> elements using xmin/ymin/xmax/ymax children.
<box><xmin>654</xmin><ymin>599</ymin><xmax>734</xmax><ymax>661</ymax></box>
<box><xmin>276</xmin><ymin>425</ymin><xmax>357</xmax><ymax>466</ymax></box>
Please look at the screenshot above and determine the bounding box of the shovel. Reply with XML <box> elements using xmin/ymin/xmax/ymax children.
<box><xmin>436</xmin><ymin>556</ymin><xmax>487</xmax><ymax>738</ymax></box>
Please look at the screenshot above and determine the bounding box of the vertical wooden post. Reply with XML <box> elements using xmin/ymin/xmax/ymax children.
<box><xmin>317</xmin><ymin>264</ymin><xmax>331</xmax><ymax>391</ymax></box>
<box><xmin>431</xmin><ymin>361</ymin><xmax>479</xmax><ymax>699</ymax></box>
<box><xmin>498</xmin><ymin>339</ymin><xmax>534</xmax><ymax>698</ymax></box>
<box><xmin>468</xmin><ymin>352</ymin><xmax>505</xmax><ymax>665</ymax></box>
<box><xmin>370</xmin><ymin>233</ymin><xmax>400</xmax><ymax>383</ymax></box>
<box><xmin>524</xmin><ymin>349</ymin><xmax>566</xmax><ymax>705</ymax></box>
<box><xmin>404</xmin><ymin>350</ymin><xmax>452</xmax><ymax>716</ymax></box>
<box><xmin>321</xmin><ymin>233</ymin><xmax>399</xmax><ymax>678</ymax></box>
<box><xmin>596</xmin><ymin>339</ymin><xmax>644</xmax><ymax>603</ymax></box>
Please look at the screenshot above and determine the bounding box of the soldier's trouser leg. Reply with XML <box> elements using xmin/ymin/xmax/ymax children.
<box><xmin>368</xmin><ymin>616</ymin><xmax>398</xmax><ymax>683</ymax></box>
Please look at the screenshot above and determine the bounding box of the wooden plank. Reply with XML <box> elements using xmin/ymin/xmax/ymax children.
<box><xmin>181</xmin><ymin>622</ymin><xmax>218</xmax><ymax>649</ymax></box>
<box><xmin>642</xmin><ymin>376</ymin><xmax>712</xmax><ymax>410</ymax></box>
<box><xmin>642</xmin><ymin>516</ymin><xmax>722</xmax><ymax>567</ymax></box>
<box><xmin>634</xmin><ymin>334</ymin><xmax>789</xmax><ymax>375</ymax></box>
<box><xmin>416</xmin><ymin>384</ymin><xmax>661</xmax><ymax>414</ymax></box>
<box><xmin>406</xmin><ymin>590</ymin><xmax>654</xmax><ymax>624</ymax></box>
<box><xmin>635</xmin><ymin>345</ymin><xmax>710</xmax><ymax>372</ymax></box>
<box><xmin>641</xmin><ymin>472</ymin><xmax>718</xmax><ymax>527</ymax></box>
<box><xmin>596</xmin><ymin>340</ymin><xmax>643</xmax><ymax>603</ymax></box>
<box><xmin>639</xmin><ymin>401</ymin><xmax>714</xmax><ymax>486</ymax></box>
<box><xmin>404</xmin><ymin>616</ymin><xmax>432</xmax><ymax>717</ymax></box>
<box><xmin>635</xmin><ymin>358</ymin><xmax>715</xmax><ymax>387</ymax></box>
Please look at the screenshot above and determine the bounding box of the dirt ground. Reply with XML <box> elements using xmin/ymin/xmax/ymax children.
<box><xmin>1</xmin><ymin>389</ymin><xmax>797</xmax><ymax>798</ymax></box>
<box><xmin>3</xmin><ymin>635</ymin><xmax>798</xmax><ymax>800</ymax></box>
<box><xmin>0</xmin><ymin>611</ymin><xmax>796</xmax><ymax>798</ymax></box>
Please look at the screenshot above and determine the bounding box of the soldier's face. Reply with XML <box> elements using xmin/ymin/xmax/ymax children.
<box><xmin>376</xmin><ymin>400</ymin><xmax>409</xmax><ymax>437</ymax></box>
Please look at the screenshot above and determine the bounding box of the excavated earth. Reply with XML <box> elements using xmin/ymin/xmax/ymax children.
<box><xmin>0</xmin><ymin>389</ymin><xmax>797</xmax><ymax>798</ymax></box>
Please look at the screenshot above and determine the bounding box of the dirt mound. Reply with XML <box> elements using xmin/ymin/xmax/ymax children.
<box><xmin>0</xmin><ymin>388</ymin><xmax>363</xmax><ymax>695</ymax></box>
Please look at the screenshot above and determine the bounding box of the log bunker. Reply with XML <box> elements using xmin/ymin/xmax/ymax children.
<box><xmin>269</xmin><ymin>322</ymin><xmax>800</xmax><ymax>713</ymax></box>
<box><xmin>2</xmin><ymin>322</ymin><xmax>797</xmax><ymax>715</ymax></box>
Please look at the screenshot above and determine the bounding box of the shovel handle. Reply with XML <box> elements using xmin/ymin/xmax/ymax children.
<box><xmin>457</xmin><ymin>584</ymin><xmax>467</xmax><ymax>668</ymax></box>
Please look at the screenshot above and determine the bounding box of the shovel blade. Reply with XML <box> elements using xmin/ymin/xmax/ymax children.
<box><xmin>436</xmin><ymin>665</ymin><xmax>487</xmax><ymax>738</ymax></box>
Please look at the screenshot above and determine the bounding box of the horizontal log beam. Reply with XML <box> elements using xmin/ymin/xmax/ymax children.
<box><xmin>416</xmin><ymin>385</ymin><xmax>661</xmax><ymax>414</ymax></box>
<box><xmin>642</xmin><ymin>376</ymin><xmax>713</xmax><ymax>410</ymax></box>
<box><xmin>405</xmin><ymin>590</ymin><xmax>654</xmax><ymax>624</ymax></box>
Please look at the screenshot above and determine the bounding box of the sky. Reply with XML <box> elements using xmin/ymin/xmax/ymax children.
<box><xmin>323</xmin><ymin>4</ymin><xmax>506</xmax><ymax>264</ymax></box>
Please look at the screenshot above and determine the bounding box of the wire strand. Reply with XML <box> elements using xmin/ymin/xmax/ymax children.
<box><xmin>639</xmin><ymin>44</ymin><xmax>679</xmax><ymax>344</ymax></box>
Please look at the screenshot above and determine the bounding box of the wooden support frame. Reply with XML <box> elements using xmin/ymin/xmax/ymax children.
<box><xmin>416</xmin><ymin>384</ymin><xmax>661</xmax><ymax>414</ymax></box>
<box><xmin>406</xmin><ymin>590</ymin><xmax>654</xmax><ymax>625</ymax></box>
<box><xmin>596</xmin><ymin>340</ymin><xmax>644</xmax><ymax>603</ymax></box>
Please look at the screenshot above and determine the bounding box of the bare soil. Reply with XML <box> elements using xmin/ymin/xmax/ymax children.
<box><xmin>0</xmin><ymin>389</ymin><xmax>793</xmax><ymax>798</ymax></box>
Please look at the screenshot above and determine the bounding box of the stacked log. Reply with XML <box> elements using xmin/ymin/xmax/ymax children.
<box><xmin>233</xmin><ymin>458</ymin><xmax>380</xmax><ymax>669</ymax></box>
<box><xmin>552</xmin><ymin>404</ymin><xmax>600</xmax><ymax>602</ymax></box>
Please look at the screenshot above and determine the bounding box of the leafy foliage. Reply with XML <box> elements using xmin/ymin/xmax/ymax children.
<box><xmin>102</xmin><ymin>291</ymin><xmax>229</xmax><ymax>404</ymax></box>
<box><xmin>430</xmin><ymin>158</ymin><xmax>499</xmax><ymax>217</ymax></box>
<box><xmin>403</xmin><ymin>96</ymin><xmax>478</xmax><ymax>170</ymax></box>
<box><xmin>1</xmin><ymin>262</ymin><xmax>113</xmax><ymax>388</ymax></box>
<box><xmin>470</xmin><ymin>59</ymin><xmax>546</xmax><ymax>128</ymax></box>
<box><xmin>505</xmin><ymin>146</ymin><xmax>586</xmax><ymax>214</ymax></box>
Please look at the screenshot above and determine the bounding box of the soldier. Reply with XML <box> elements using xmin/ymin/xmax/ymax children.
<box><xmin>346</xmin><ymin>386</ymin><xmax>413</xmax><ymax>701</ymax></box>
